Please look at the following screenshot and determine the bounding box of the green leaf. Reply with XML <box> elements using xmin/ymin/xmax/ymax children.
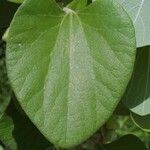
<box><xmin>2</xmin><ymin>28</ymin><xmax>10</xmax><ymax>42</ymax></box>
<box><xmin>67</xmin><ymin>0</ymin><xmax>87</xmax><ymax>11</ymax></box>
<box><xmin>122</xmin><ymin>46</ymin><xmax>150</xmax><ymax>116</ymax></box>
<box><xmin>6</xmin><ymin>0</ymin><xmax>136</xmax><ymax>147</ymax></box>
<box><xmin>0</xmin><ymin>41</ymin><xmax>11</xmax><ymax>119</ymax></box>
<box><xmin>0</xmin><ymin>103</ymin><xmax>52</xmax><ymax>150</ymax></box>
<box><xmin>103</xmin><ymin>134</ymin><xmax>147</xmax><ymax>150</ymax></box>
<box><xmin>116</xmin><ymin>116</ymin><xmax>150</xmax><ymax>149</ymax></box>
<box><xmin>0</xmin><ymin>115</ymin><xmax>16</xmax><ymax>149</ymax></box>
<box><xmin>131</xmin><ymin>113</ymin><xmax>150</xmax><ymax>132</ymax></box>
<box><xmin>117</xmin><ymin>0</ymin><xmax>150</xmax><ymax>48</ymax></box>
<box><xmin>0</xmin><ymin>95</ymin><xmax>10</xmax><ymax>120</ymax></box>
<box><xmin>0</xmin><ymin>145</ymin><xmax>4</xmax><ymax>150</ymax></box>
<box><xmin>8</xmin><ymin>0</ymin><xmax>23</xmax><ymax>4</ymax></box>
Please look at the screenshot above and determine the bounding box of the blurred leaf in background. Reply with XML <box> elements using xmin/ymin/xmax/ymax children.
<box><xmin>0</xmin><ymin>145</ymin><xmax>4</xmax><ymax>150</ymax></box>
<box><xmin>117</xmin><ymin>0</ymin><xmax>150</xmax><ymax>47</ymax></box>
<box><xmin>102</xmin><ymin>134</ymin><xmax>147</xmax><ymax>150</ymax></box>
<box><xmin>116</xmin><ymin>116</ymin><xmax>150</xmax><ymax>149</ymax></box>
<box><xmin>0</xmin><ymin>0</ymin><xmax>19</xmax><ymax>38</ymax></box>
<box><xmin>0</xmin><ymin>40</ymin><xmax>11</xmax><ymax>119</ymax></box>
<box><xmin>122</xmin><ymin>46</ymin><xmax>150</xmax><ymax>116</ymax></box>
<box><xmin>0</xmin><ymin>0</ymin><xmax>19</xmax><ymax>120</ymax></box>
<box><xmin>7</xmin><ymin>0</ymin><xmax>23</xmax><ymax>4</ymax></box>
<box><xmin>131</xmin><ymin>113</ymin><xmax>150</xmax><ymax>132</ymax></box>
<box><xmin>0</xmin><ymin>102</ymin><xmax>52</xmax><ymax>150</ymax></box>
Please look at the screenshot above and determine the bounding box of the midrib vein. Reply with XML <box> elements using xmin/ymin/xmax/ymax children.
<box><xmin>75</xmin><ymin>14</ymin><xmax>98</xmax><ymax>127</ymax></box>
<box><xmin>65</xmin><ymin>12</ymin><xmax>73</xmax><ymax>144</ymax></box>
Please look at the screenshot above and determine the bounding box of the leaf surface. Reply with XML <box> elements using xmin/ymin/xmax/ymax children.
<box><xmin>122</xmin><ymin>46</ymin><xmax>150</xmax><ymax>116</ymax></box>
<box><xmin>117</xmin><ymin>0</ymin><xmax>150</xmax><ymax>47</ymax></box>
<box><xmin>103</xmin><ymin>134</ymin><xmax>147</xmax><ymax>150</ymax></box>
<box><xmin>0</xmin><ymin>41</ymin><xmax>11</xmax><ymax>119</ymax></box>
<box><xmin>131</xmin><ymin>113</ymin><xmax>150</xmax><ymax>132</ymax></box>
<box><xmin>67</xmin><ymin>0</ymin><xmax>87</xmax><ymax>11</ymax></box>
<box><xmin>8</xmin><ymin>0</ymin><xmax>23</xmax><ymax>4</ymax></box>
<box><xmin>0</xmin><ymin>145</ymin><xmax>4</xmax><ymax>150</ymax></box>
<box><xmin>6</xmin><ymin>0</ymin><xmax>136</xmax><ymax>147</ymax></box>
<box><xmin>0</xmin><ymin>103</ymin><xmax>52</xmax><ymax>150</ymax></box>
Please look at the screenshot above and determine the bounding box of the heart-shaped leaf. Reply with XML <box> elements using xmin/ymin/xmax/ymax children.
<box><xmin>117</xmin><ymin>0</ymin><xmax>150</xmax><ymax>47</ymax></box>
<box><xmin>6</xmin><ymin>0</ymin><xmax>136</xmax><ymax>147</ymax></box>
<box><xmin>122</xmin><ymin>46</ymin><xmax>150</xmax><ymax>116</ymax></box>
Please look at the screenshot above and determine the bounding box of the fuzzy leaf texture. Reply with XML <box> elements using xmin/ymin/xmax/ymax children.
<box><xmin>6</xmin><ymin>0</ymin><xmax>136</xmax><ymax>148</ymax></box>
